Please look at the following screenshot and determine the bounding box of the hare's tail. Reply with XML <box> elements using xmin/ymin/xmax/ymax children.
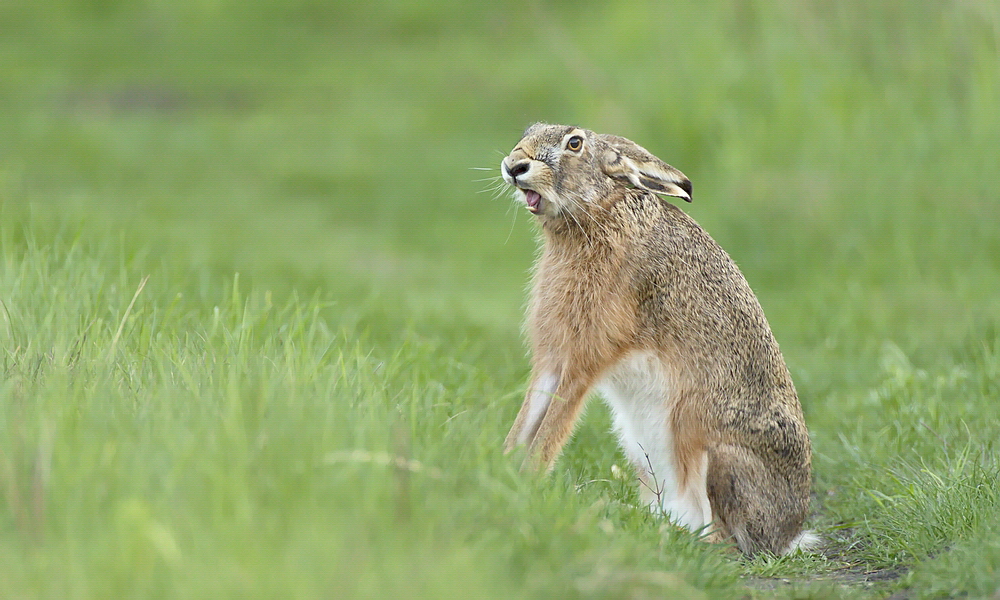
<box><xmin>783</xmin><ymin>530</ymin><xmax>821</xmax><ymax>555</ymax></box>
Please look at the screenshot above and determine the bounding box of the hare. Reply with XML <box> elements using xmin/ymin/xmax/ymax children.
<box><xmin>499</xmin><ymin>123</ymin><xmax>813</xmax><ymax>557</ymax></box>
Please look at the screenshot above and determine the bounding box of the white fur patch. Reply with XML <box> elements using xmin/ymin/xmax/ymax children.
<box><xmin>783</xmin><ymin>530</ymin><xmax>821</xmax><ymax>555</ymax></box>
<box><xmin>597</xmin><ymin>352</ymin><xmax>712</xmax><ymax>531</ymax></box>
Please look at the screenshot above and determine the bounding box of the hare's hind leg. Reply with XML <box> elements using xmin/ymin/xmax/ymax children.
<box><xmin>705</xmin><ymin>444</ymin><xmax>806</xmax><ymax>557</ymax></box>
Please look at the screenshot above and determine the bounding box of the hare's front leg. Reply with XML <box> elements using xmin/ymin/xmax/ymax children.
<box><xmin>505</xmin><ymin>356</ymin><xmax>616</xmax><ymax>472</ymax></box>
<box><xmin>504</xmin><ymin>371</ymin><xmax>560</xmax><ymax>451</ymax></box>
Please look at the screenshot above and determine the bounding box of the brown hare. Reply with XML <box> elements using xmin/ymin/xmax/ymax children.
<box><xmin>500</xmin><ymin>123</ymin><xmax>814</xmax><ymax>557</ymax></box>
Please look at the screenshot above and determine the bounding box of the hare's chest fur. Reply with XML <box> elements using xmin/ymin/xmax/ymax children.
<box><xmin>597</xmin><ymin>351</ymin><xmax>712</xmax><ymax>530</ymax></box>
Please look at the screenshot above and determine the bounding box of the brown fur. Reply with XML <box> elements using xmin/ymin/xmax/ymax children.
<box><xmin>499</xmin><ymin>123</ymin><xmax>812</xmax><ymax>556</ymax></box>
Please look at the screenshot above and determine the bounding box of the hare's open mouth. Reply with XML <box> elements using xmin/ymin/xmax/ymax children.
<box><xmin>523</xmin><ymin>190</ymin><xmax>542</xmax><ymax>213</ymax></box>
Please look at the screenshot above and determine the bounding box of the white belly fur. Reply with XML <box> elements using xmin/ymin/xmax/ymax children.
<box><xmin>596</xmin><ymin>351</ymin><xmax>713</xmax><ymax>531</ymax></box>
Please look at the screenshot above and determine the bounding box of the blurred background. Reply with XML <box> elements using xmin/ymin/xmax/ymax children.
<box><xmin>2</xmin><ymin>2</ymin><xmax>1000</xmax><ymax>595</ymax></box>
<box><xmin>2</xmin><ymin>0</ymin><xmax>999</xmax><ymax>378</ymax></box>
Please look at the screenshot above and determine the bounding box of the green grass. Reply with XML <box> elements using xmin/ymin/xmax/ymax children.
<box><xmin>2</xmin><ymin>0</ymin><xmax>1000</xmax><ymax>597</ymax></box>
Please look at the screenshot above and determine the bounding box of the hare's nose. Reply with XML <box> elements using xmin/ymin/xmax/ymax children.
<box><xmin>507</xmin><ymin>161</ymin><xmax>530</xmax><ymax>179</ymax></box>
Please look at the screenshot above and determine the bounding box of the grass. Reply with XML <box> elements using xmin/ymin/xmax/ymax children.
<box><xmin>2</xmin><ymin>0</ymin><xmax>1000</xmax><ymax>597</ymax></box>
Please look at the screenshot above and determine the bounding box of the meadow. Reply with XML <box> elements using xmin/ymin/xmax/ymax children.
<box><xmin>1</xmin><ymin>1</ymin><xmax>999</xmax><ymax>597</ymax></box>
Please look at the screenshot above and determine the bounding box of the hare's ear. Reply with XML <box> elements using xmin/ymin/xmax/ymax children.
<box><xmin>597</xmin><ymin>134</ymin><xmax>692</xmax><ymax>202</ymax></box>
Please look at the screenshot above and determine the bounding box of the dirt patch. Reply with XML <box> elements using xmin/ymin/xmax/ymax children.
<box><xmin>744</xmin><ymin>564</ymin><xmax>907</xmax><ymax>594</ymax></box>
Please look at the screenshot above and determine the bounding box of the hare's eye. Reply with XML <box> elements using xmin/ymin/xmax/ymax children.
<box><xmin>566</xmin><ymin>136</ymin><xmax>583</xmax><ymax>152</ymax></box>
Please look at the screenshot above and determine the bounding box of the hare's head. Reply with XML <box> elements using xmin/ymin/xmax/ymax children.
<box><xmin>500</xmin><ymin>123</ymin><xmax>691</xmax><ymax>217</ymax></box>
